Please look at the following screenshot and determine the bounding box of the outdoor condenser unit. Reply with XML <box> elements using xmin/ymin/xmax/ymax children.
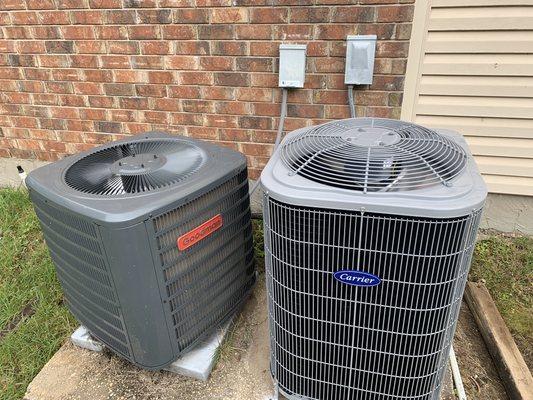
<box><xmin>26</xmin><ymin>132</ymin><xmax>255</xmax><ymax>370</ymax></box>
<box><xmin>261</xmin><ymin>118</ymin><xmax>487</xmax><ymax>400</ymax></box>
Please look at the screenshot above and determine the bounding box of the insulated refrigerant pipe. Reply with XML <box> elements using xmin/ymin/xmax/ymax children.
<box><xmin>249</xmin><ymin>87</ymin><xmax>289</xmax><ymax>196</ymax></box>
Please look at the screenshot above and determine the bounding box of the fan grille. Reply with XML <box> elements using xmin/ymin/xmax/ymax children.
<box><xmin>280</xmin><ymin>118</ymin><xmax>467</xmax><ymax>192</ymax></box>
<box><xmin>65</xmin><ymin>139</ymin><xmax>205</xmax><ymax>195</ymax></box>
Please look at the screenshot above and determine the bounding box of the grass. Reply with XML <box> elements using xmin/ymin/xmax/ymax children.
<box><xmin>469</xmin><ymin>233</ymin><xmax>533</xmax><ymax>367</ymax></box>
<box><xmin>0</xmin><ymin>189</ymin><xmax>531</xmax><ymax>398</ymax></box>
<box><xmin>0</xmin><ymin>189</ymin><xmax>76</xmax><ymax>400</ymax></box>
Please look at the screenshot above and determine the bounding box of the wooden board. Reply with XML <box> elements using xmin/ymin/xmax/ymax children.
<box><xmin>465</xmin><ymin>281</ymin><xmax>533</xmax><ymax>400</ymax></box>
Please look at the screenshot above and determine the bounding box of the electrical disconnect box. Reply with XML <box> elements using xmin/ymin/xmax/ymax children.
<box><xmin>344</xmin><ymin>35</ymin><xmax>377</xmax><ymax>85</ymax></box>
<box><xmin>279</xmin><ymin>44</ymin><xmax>307</xmax><ymax>88</ymax></box>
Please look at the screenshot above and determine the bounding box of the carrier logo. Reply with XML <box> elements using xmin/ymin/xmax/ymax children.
<box><xmin>177</xmin><ymin>214</ymin><xmax>223</xmax><ymax>251</ymax></box>
<box><xmin>333</xmin><ymin>270</ymin><xmax>381</xmax><ymax>287</ymax></box>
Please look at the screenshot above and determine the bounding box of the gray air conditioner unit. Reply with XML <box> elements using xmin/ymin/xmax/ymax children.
<box><xmin>26</xmin><ymin>132</ymin><xmax>255</xmax><ymax>370</ymax></box>
<box><xmin>261</xmin><ymin>118</ymin><xmax>487</xmax><ymax>400</ymax></box>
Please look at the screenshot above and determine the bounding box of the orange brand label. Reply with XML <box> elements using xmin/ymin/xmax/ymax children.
<box><xmin>177</xmin><ymin>214</ymin><xmax>223</xmax><ymax>251</ymax></box>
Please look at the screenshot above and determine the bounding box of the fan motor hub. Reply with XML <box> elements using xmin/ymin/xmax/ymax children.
<box><xmin>341</xmin><ymin>127</ymin><xmax>400</xmax><ymax>147</ymax></box>
<box><xmin>111</xmin><ymin>154</ymin><xmax>166</xmax><ymax>176</ymax></box>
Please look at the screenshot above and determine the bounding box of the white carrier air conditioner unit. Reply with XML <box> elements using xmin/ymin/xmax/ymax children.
<box><xmin>261</xmin><ymin>118</ymin><xmax>486</xmax><ymax>400</ymax></box>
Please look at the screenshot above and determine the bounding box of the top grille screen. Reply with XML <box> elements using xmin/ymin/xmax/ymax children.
<box><xmin>280</xmin><ymin>118</ymin><xmax>467</xmax><ymax>192</ymax></box>
<box><xmin>65</xmin><ymin>139</ymin><xmax>205</xmax><ymax>195</ymax></box>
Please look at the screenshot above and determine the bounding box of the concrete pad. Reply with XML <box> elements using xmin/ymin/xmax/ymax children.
<box><xmin>70</xmin><ymin>320</ymin><xmax>232</xmax><ymax>382</ymax></box>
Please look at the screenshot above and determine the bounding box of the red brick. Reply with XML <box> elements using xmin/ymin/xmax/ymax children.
<box><xmin>219</xmin><ymin>128</ymin><xmax>250</xmax><ymax>142</ymax></box>
<box><xmin>236</xmin><ymin>88</ymin><xmax>272</xmax><ymax>102</ymax></box>
<box><xmin>162</xmin><ymin>25</ymin><xmax>196</xmax><ymax>40</ymax></box>
<box><xmin>104</xmin><ymin>83</ymin><xmax>135</xmax><ymax>96</ymax></box>
<box><xmin>174</xmin><ymin>8</ymin><xmax>208</xmax><ymax>24</ymax></box>
<box><xmin>168</xmin><ymin>85</ymin><xmax>200</xmax><ymax>99</ymax></box>
<box><xmin>377</xmin><ymin>5</ymin><xmax>414</xmax><ymax>22</ymax></box>
<box><xmin>211</xmin><ymin>41</ymin><xmax>247</xmax><ymax>56</ymax></box>
<box><xmin>80</xmin><ymin>108</ymin><xmax>106</xmax><ymax>120</ymax></box>
<box><xmin>239</xmin><ymin>116</ymin><xmax>272</xmax><ymax>130</ymax></box>
<box><xmin>357</xmin><ymin>23</ymin><xmax>395</xmax><ymax>39</ymax></box>
<box><xmin>57</xmin><ymin>0</ymin><xmax>89</xmax><ymax>9</ymax></box>
<box><xmin>205</xmin><ymin>114</ymin><xmax>238</xmax><ymax>128</ymax></box>
<box><xmin>101</xmin><ymin>55</ymin><xmax>130</xmax><ymax>69</ymax></box>
<box><xmin>128</xmin><ymin>26</ymin><xmax>160</xmax><ymax>40</ymax></box>
<box><xmin>148</xmin><ymin>71</ymin><xmax>174</xmax><ymax>84</ymax></box>
<box><xmin>82</xmin><ymin>69</ymin><xmax>112</xmax><ymax>82</ymax></box>
<box><xmin>71</xmin><ymin>10</ymin><xmax>104</xmax><ymax>24</ymax></box>
<box><xmin>89</xmin><ymin>0</ymin><xmax>121</xmax><ymax>8</ymax></box>
<box><xmin>108</xmin><ymin>109</ymin><xmax>136</xmax><ymax>122</ymax></box>
<box><xmin>250</xmin><ymin>42</ymin><xmax>278</xmax><ymax>57</ymax></box>
<box><xmin>250</xmin><ymin>7</ymin><xmax>288</xmax><ymax>23</ymax></box>
<box><xmin>187</xmin><ymin>126</ymin><xmax>218</xmax><ymax>140</ymax></box>
<box><xmin>211</xmin><ymin>8</ymin><xmax>248</xmax><ymax>23</ymax></box>
<box><xmin>236</xmin><ymin>57</ymin><xmax>273</xmax><ymax>72</ymax></box>
<box><xmin>152</xmin><ymin>98</ymin><xmax>180</xmax><ymax>111</ymax></box>
<box><xmin>1</xmin><ymin>0</ymin><xmax>25</xmax><ymax>10</ymax></box>
<box><xmin>166</xmin><ymin>55</ymin><xmax>199</xmax><ymax>70</ymax></box>
<box><xmin>61</xmin><ymin>26</ymin><xmax>95</xmax><ymax>40</ymax></box>
<box><xmin>198</xmin><ymin>25</ymin><xmax>233</xmax><ymax>40</ymax></box>
<box><xmin>24</xmin><ymin>67</ymin><xmax>50</xmax><ymax>80</ymax></box>
<box><xmin>137</xmin><ymin>84</ymin><xmax>168</xmax><ymax>97</ymax></box>
<box><xmin>39</xmin><ymin>11</ymin><xmax>71</xmax><ymax>25</ymax></box>
<box><xmin>170</xmin><ymin>112</ymin><xmax>202</xmax><ymax>126</ymax></box>
<box><xmin>123</xmin><ymin>0</ymin><xmax>157</xmax><ymax>7</ymax></box>
<box><xmin>61</xmin><ymin>94</ymin><xmax>87</xmax><ymax>107</ymax></box>
<box><xmin>120</xmin><ymin>97</ymin><xmax>149</xmax><ymax>110</ymax></box>
<box><xmin>113</xmin><ymin>70</ymin><xmax>145</xmax><ymax>83</ymax></box>
<box><xmin>215</xmin><ymin>101</ymin><xmax>249</xmax><ymax>115</ymax></box>
<box><xmin>39</xmin><ymin>54</ymin><xmax>69</xmax><ymax>67</ymax></box>
<box><xmin>142</xmin><ymin>111</ymin><xmax>169</xmax><ymax>124</ymax></box>
<box><xmin>0</xmin><ymin>41</ymin><xmax>16</xmax><ymax>53</ymax></box>
<box><xmin>200</xmin><ymin>86</ymin><xmax>234</xmax><ymax>100</ymax></box>
<box><xmin>175</xmin><ymin>41</ymin><xmax>209</xmax><ymax>55</ymax></box>
<box><xmin>241</xmin><ymin>142</ymin><xmax>273</xmax><ymax>157</ymax></box>
<box><xmin>141</xmin><ymin>41</ymin><xmax>171</xmax><ymax>55</ymax></box>
<box><xmin>11</xmin><ymin>12</ymin><xmax>38</xmax><ymax>25</ymax></box>
<box><xmin>215</xmin><ymin>72</ymin><xmax>250</xmax><ymax>87</ymax></box>
<box><xmin>313</xmin><ymin>90</ymin><xmax>347</xmax><ymax>105</ymax></box>
<box><xmin>18</xmin><ymin>41</ymin><xmax>46</xmax><ymax>54</ymax></box>
<box><xmin>32</xmin><ymin>26</ymin><xmax>61</xmax><ymax>39</ymax></box>
<box><xmin>138</xmin><ymin>9</ymin><xmax>172</xmax><ymax>24</ymax></box>
<box><xmin>108</xmin><ymin>41</ymin><xmax>139</xmax><ymax>55</ymax></box>
<box><xmin>131</xmin><ymin>55</ymin><xmax>163</xmax><ymax>69</ymax></box>
<box><xmin>290</xmin><ymin>7</ymin><xmax>330</xmax><ymax>22</ymax></box>
<box><xmin>200</xmin><ymin>56</ymin><xmax>233</xmax><ymax>71</ymax></box>
<box><xmin>316</xmin><ymin>25</ymin><xmax>356</xmax><ymax>40</ymax></box>
<box><xmin>182</xmin><ymin>100</ymin><xmax>213</xmax><ymax>113</ymax></box>
<box><xmin>4</xmin><ymin>27</ymin><xmax>31</xmax><ymax>39</ymax></box>
<box><xmin>250</xmin><ymin>73</ymin><xmax>277</xmax><ymax>88</ymax></box>
<box><xmin>235</xmin><ymin>25</ymin><xmax>271</xmax><ymax>40</ymax></box>
<box><xmin>45</xmin><ymin>81</ymin><xmax>73</xmax><ymax>94</ymax></box>
<box><xmin>105</xmin><ymin>9</ymin><xmax>136</xmax><ymax>24</ymax></box>
<box><xmin>76</xmin><ymin>40</ymin><xmax>105</xmax><ymax>54</ymax></box>
<box><xmin>179</xmin><ymin>71</ymin><xmax>213</xmax><ymax>85</ymax></box>
<box><xmin>252</xmin><ymin>102</ymin><xmax>280</xmax><ymax>117</ymax></box>
<box><xmin>376</xmin><ymin>41</ymin><xmax>409</xmax><ymax>58</ymax></box>
<box><xmin>332</xmin><ymin>6</ymin><xmax>376</xmax><ymax>23</ymax></box>
<box><xmin>273</xmin><ymin>25</ymin><xmax>313</xmax><ymax>40</ymax></box>
<box><xmin>314</xmin><ymin>57</ymin><xmax>345</xmax><ymax>73</ymax></box>
<box><xmin>73</xmin><ymin>82</ymin><xmax>103</xmax><ymax>95</ymax></box>
<box><xmin>52</xmin><ymin>68</ymin><xmax>80</xmax><ymax>81</ymax></box>
<box><xmin>96</xmin><ymin>26</ymin><xmax>127</xmax><ymax>40</ymax></box>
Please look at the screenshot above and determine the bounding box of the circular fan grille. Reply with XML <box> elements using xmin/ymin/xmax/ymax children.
<box><xmin>65</xmin><ymin>139</ymin><xmax>205</xmax><ymax>195</ymax></box>
<box><xmin>280</xmin><ymin>118</ymin><xmax>467</xmax><ymax>192</ymax></box>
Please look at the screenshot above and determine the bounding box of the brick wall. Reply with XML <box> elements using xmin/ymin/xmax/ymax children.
<box><xmin>0</xmin><ymin>0</ymin><xmax>414</xmax><ymax>179</ymax></box>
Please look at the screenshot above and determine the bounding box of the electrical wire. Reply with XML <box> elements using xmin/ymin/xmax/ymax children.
<box><xmin>249</xmin><ymin>87</ymin><xmax>288</xmax><ymax>196</ymax></box>
<box><xmin>347</xmin><ymin>84</ymin><xmax>356</xmax><ymax>118</ymax></box>
<box><xmin>450</xmin><ymin>345</ymin><xmax>467</xmax><ymax>400</ymax></box>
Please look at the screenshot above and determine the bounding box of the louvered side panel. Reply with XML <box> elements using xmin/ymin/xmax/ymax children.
<box><xmin>31</xmin><ymin>193</ymin><xmax>131</xmax><ymax>357</ymax></box>
<box><xmin>403</xmin><ymin>0</ymin><xmax>533</xmax><ymax>196</ymax></box>
<box><xmin>152</xmin><ymin>169</ymin><xmax>255</xmax><ymax>352</ymax></box>
<box><xmin>264</xmin><ymin>196</ymin><xmax>482</xmax><ymax>400</ymax></box>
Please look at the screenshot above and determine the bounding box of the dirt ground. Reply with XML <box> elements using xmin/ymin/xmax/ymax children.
<box><xmin>25</xmin><ymin>280</ymin><xmax>510</xmax><ymax>400</ymax></box>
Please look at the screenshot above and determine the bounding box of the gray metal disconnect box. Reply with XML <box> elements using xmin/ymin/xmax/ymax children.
<box><xmin>279</xmin><ymin>44</ymin><xmax>307</xmax><ymax>88</ymax></box>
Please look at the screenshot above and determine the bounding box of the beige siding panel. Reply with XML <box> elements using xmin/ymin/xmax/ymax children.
<box><xmin>464</xmin><ymin>136</ymin><xmax>533</xmax><ymax>158</ymax></box>
<box><xmin>429</xmin><ymin>7</ymin><xmax>533</xmax><ymax>31</ymax></box>
<box><xmin>476</xmin><ymin>156</ymin><xmax>533</xmax><ymax>177</ymax></box>
<box><xmin>403</xmin><ymin>0</ymin><xmax>533</xmax><ymax>196</ymax></box>
<box><xmin>432</xmin><ymin>0</ymin><xmax>533</xmax><ymax>6</ymax></box>
<box><xmin>419</xmin><ymin>76</ymin><xmax>533</xmax><ymax>97</ymax></box>
<box><xmin>414</xmin><ymin>115</ymin><xmax>533</xmax><ymax>139</ymax></box>
<box><xmin>417</xmin><ymin>96</ymin><xmax>533</xmax><ymax>119</ymax></box>
<box><xmin>426</xmin><ymin>31</ymin><xmax>533</xmax><ymax>53</ymax></box>
<box><xmin>423</xmin><ymin>54</ymin><xmax>533</xmax><ymax>76</ymax></box>
<box><xmin>483</xmin><ymin>175</ymin><xmax>533</xmax><ymax>196</ymax></box>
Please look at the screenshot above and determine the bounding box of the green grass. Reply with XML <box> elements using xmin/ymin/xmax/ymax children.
<box><xmin>469</xmin><ymin>234</ymin><xmax>533</xmax><ymax>366</ymax></box>
<box><xmin>0</xmin><ymin>189</ymin><xmax>76</xmax><ymax>400</ymax></box>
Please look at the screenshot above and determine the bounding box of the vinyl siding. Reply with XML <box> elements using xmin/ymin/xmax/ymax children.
<box><xmin>402</xmin><ymin>0</ymin><xmax>533</xmax><ymax>196</ymax></box>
